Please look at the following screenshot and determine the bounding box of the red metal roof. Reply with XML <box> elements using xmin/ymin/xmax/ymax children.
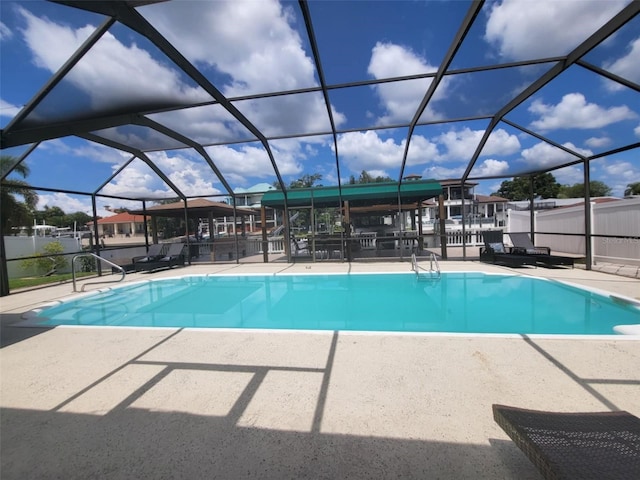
<box><xmin>89</xmin><ymin>212</ymin><xmax>148</xmax><ymax>225</ymax></box>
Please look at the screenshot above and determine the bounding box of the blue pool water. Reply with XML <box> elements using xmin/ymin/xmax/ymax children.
<box><xmin>32</xmin><ymin>273</ymin><xmax>639</xmax><ymax>335</ymax></box>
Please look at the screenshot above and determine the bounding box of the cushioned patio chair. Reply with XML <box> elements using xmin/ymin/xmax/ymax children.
<box><xmin>291</xmin><ymin>236</ymin><xmax>310</xmax><ymax>257</ymax></box>
<box><xmin>509</xmin><ymin>232</ymin><xmax>574</xmax><ymax>268</ymax></box>
<box><xmin>132</xmin><ymin>244</ymin><xmax>165</xmax><ymax>272</ymax></box>
<box><xmin>479</xmin><ymin>230</ymin><xmax>537</xmax><ymax>267</ymax></box>
<box><xmin>493</xmin><ymin>404</ymin><xmax>640</xmax><ymax>479</ymax></box>
<box><xmin>139</xmin><ymin>243</ymin><xmax>185</xmax><ymax>272</ymax></box>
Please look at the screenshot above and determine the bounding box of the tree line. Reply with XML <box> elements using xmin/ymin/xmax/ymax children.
<box><xmin>492</xmin><ymin>173</ymin><xmax>640</xmax><ymax>201</ymax></box>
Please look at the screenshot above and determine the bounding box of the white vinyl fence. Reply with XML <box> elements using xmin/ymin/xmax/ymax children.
<box><xmin>507</xmin><ymin>197</ymin><xmax>640</xmax><ymax>266</ymax></box>
<box><xmin>4</xmin><ymin>236</ymin><xmax>82</xmax><ymax>277</ymax></box>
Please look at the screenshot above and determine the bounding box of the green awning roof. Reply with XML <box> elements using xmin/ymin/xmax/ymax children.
<box><xmin>261</xmin><ymin>180</ymin><xmax>442</xmax><ymax>208</ymax></box>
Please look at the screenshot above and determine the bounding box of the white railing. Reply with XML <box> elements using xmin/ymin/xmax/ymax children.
<box><xmin>440</xmin><ymin>229</ymin><xmax>485</xmax><ymax>246</ymax></box>
<box><xmin>355</xmin><ymin>232</ymin><xmax>377</xmax><ymax>249</ymax></box>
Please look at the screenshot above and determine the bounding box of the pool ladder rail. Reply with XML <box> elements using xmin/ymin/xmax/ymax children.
<box><xmin>72</xmin><ymin>253</ymin><xmax>126</xmax><ymax>292</ymax></box>
<box><xmin>411</xmin><ymin>253</ymin><xmax>441</xmax><ymax>281</ymax></box>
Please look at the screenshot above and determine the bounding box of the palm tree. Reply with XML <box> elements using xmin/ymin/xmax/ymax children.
<box><xmin>624</xmin><ymin>182</ymin><xmax>640</xmax><ymax>197</ymax></box>
<box><xmin>1</xmin><ymin>155</ymin><xmax>39</xmax><ymax>234</ymax></box>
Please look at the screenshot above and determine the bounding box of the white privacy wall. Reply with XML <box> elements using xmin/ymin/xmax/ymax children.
<box><xmin>506</xmin><ymin>198</ymin><xmax>640</xmax><ymax>265</ymax></box>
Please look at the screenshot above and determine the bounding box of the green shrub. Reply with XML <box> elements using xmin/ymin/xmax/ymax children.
<box><xmin>21</xmin><ymin>241</ymin><xmax>68</xmax><ymax>276</ymax></box>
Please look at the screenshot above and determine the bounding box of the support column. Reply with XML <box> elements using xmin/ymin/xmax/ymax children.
<box><xmin>92</xmin><ymin>195</ymin><xmax>102</xmax><ymax>276</ymax></box>
<box><xmin>584</xmin><ymin>160</ymin><xmax>592</xmax><ymax>270</ymax></box>
<box><xmin>344</xmin><ymin>200</ymin><xmax>351</xmax><ymax>261</ymax></box>
<box><xmin>0</xmin><ymin>229</ymin><xmax>9</xmax><ymax>296</ymax></box>
<box><xmin>438</xmin><ymin>194</ymin><xmax>447</xmax><ymax>260</ymax></box>
<box><xmin>151</xmin><ymin>217</ymin><xmax>159</xmax><ymax>244</ymax></box>
<box><xmin>142</xmin><ymin>200</ymin><xmax>150</xmax><ymax>249</ymax></box>
<box><xmin>261</xmin><ymin>206</ymin><xmax>269</xmax><ymax>263</ymax></box>
<box><xmin>529</xmin><ymin>176</ymin><xmax>535</xmax><ymax>239</ymax></box>
<box><xmin>417</xmin><ymin>203</ymin><xmax>424</xmax><ymax>252</ymax></box>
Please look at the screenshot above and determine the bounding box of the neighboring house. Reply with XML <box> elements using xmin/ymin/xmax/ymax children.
<box><xmin>226</xmin><ymin>183</ymin><xmax>278</xmax><ymax>233</ymax></box>
<box><xmin>475</xmin><ymin>194</ymin><xmax>509</xmax><ymax>226</ymax></box>
<box><xmin>417</xmin><ymin>180</ymin><xmax>508</xmax><ymax>226</ymax></box>
<box><xmin>232</xmin><ymin>183</ymin><xmax>276</xmax><ymax>208</ymax></box>
<box><xmin>87</xmin><ymin>212</ymin><xmax>148</xmax><ymax>238</ymax></box>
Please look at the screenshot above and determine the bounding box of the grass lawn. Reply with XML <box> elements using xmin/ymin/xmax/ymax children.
<box><xmin>9</xmin><ymin>272</ymin><xmax>96</xmax><ymax>290</ymax></box>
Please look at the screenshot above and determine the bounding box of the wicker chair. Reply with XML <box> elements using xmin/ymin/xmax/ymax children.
<box><xmin>508</xmin><ymin>233</ymin><xmax>574</xmax><ymax>268</ymax></box>
<box><xmin>493</xmin><ymin>404</ymin><xmax>640</xmax><ymax>479</ymax></box>
<box><xmin>132</xmin><ymin>244</ymin><xmax>165</xmax><ymax>271</ymax></box>
<box><xmin>137</xmin><ymin>243</ymin><xmax>185</xmax><ymax>272</ymax></box>
<box><xmin>479</xmin><ymin>230</ymin><xmax>537</xmax><ymax>268</ymax></box>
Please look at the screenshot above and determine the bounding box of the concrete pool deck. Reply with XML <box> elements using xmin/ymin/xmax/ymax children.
<box><xmin>1</xmin><ymin>260</ymin><xmax>639</xmax><ymax>479</ymax></box>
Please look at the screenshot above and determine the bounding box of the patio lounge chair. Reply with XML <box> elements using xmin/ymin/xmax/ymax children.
<box><xmin>479</xmin><ymin>230</ymin><xmax>537</xmax><ymax>267</ymax></box>
<box><xmin>509</xmin><ymin>232</ymin><xmax>574</xmax><ymax>268</ymax></box>
<box><xmin>492</xmin><ymin>404</ymin><xmax>640</xmax><ymax>479</ymax></box>
<box><xmin>138</xmin><ymin>243</ymin><xmax>185</xmax><ymax>272</ymax></box>
<box><xmin>291</xmin><ymin>236</ymin><xmax>310</xmax><ymax>257</ymax></box>
<box><xmin>132</xmin><ymin>244</ymin><xmax>165</xmax><ymax>271</ymax></box>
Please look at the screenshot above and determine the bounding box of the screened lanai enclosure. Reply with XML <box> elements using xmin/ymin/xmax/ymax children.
<box><xmin>1</xmin><ymin>0</ymin><xmax>639</xmax><ymax>295</ymax></box>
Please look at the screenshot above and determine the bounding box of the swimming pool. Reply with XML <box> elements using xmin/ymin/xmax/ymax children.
<box><xmin>27</xmin><ymin>273</ymin><xmax>640</xmax><ymax>335</ymax></box>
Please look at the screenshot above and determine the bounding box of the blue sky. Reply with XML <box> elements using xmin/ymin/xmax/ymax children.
<box><xmin>1</xmin><ymin>0</ymin><xmax>639</xmax><ymax>217</ymax></box>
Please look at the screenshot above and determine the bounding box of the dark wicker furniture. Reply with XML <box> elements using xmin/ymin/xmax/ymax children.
<box><xmin>493</xmin><ymin>404</ymin><xmax>640</xmax><ymax>479</ymax></box>
<box><xmin>132</xmin><ymin>244</ymin><xmax>165</xmax><ymax>272</ymax></box>
<box><xmin>136</xmin><ymin>243</ymin><xmax>185</xmax><ymax>272</ymax></box>
<box><xmin>509</xmin><ymin>233</ymin><xmax>575</xmax><ymax>268</ymax></box>
<box><xmin>479</xmin><ymin>230</ymin><xmax>537</xmax><ymax>268</ymax></box>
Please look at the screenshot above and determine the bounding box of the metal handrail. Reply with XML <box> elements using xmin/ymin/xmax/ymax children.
<box><xmin>412</xmin><ymin>253</ymin><xmax>441</xmax><ymax>280</ymax></box>
<box><xmin>430</xmin><ymin>253</ymin><xmax>441</xmax><ymax>278</ymax></box>
<box><xmin>72</xmin><ymin>253</ymin><xmax>126</xmax><ymax>292</ymax></box>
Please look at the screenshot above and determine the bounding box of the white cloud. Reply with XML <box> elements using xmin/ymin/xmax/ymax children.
<box><xmin>18</xmin><ymin>7</ymin><xmax>210</xmax><ymax>112</ymax></box>
<box><xmin>603</xmin><ymin>37</ymin><xmax>640</xmax><ymax>90</ymax></box>
<box><xmin>635</xmin><ymin>124</ymin><xmax>640</xmax><ymax>137</ymax></box>
<box><xmin>40</xmin><ymin>138</ymin><xmax>129</xmax><ymax>165</ymax></box>
<box><xmin>148</xmin><ymin>105</ymin><xmax>257</xmax><ymax>145</ymax></box>
<box><xmin>421</xmin><ymin>164</ymin><xmax>465</xmax><ymax>180</ymax></box>
<box><xmin>367</xmin><ymin>42</ymin><xmax>443</xmax><ymax>124</ymax></box>
<box><xmin>336</xmin><ymin>127</ymin><xmax>520</xmax><ymax>176</ymax></box>
<box><xmin>473</xmin><ymin>159</ymin><xmax>510</xmax><ymax>177</ymax></box>
<box><xmin>552</xmin><ymin>165</ymin><xmax>584</xmax><ymax>186</ymax></box>
<box><xmin>521</xmin><ymin>141</ymin><xmax>592</xmax><ymax>168</ymax></box>
<box><xmin>406</xmin><ymin>135</ymin><xmax>440</xmax><ymax>165</ymax></box>
<box><xmin>140</xmin><ymin>0</ymin><xmax>344</xmax><ymax>137</ymax></box>
<box><xmin>585</xmin><ymin>136</ymin><xmax>611</xmax><ymax>149</ymax></box>
<box><xmin>336</xmin><ymin>131</ymin><xmax>406</xmax><ymax>172</ymax></box>
<box><xmin>101</xmin><ymin>159</ymin><xmax>174</xmax><ymax>199</ymax></box>
<box><xmin>435</xmin><ymin>127</ymin><xmax>520</xmax><ymax>161</ymax></box>
<box><xmin>0</xmin><ymin>98</ymin><xmax>21</xmax><ymax>118</ymax></box>
<box><xmin>528</xmin><ymin>93</ymin><xmax>636</xmax><ymax>131</ymax></box>
<box><xmin>36</xmin><ymin>192</ymin><xmax>97</xmax><ymax>216</ymax></box>
<box><xmin>0</xmin><ymin>21</ymin><xmax>12</xmax><ymax>41</ymax></box>
<box><xmin>207</xmin><ymin>142</ymin><xmax>302</xmax><ymax>185</ymax></box>
<box><xmin>142</xmin><ymin>0</ymin><xmax>312</xmax><ymax>94</ymax></box>
<box><xmin>591</xmin><ymin>159</ymin><xmax>640</xmax><ymax>197</ymax></box>
<box><xmin>147</xmin><ymin>151</ymin><xmax>224</xmax><ymax>197</ymax></box>
<box><xmin>484</xmin><ymin>0</ymin><xmax>628</xmax><ymax>60</ymax></box>
<box><xmin>601</xmin><ymin>160</ymin><xmax>638</xmax><ymax>178</ymax></box>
